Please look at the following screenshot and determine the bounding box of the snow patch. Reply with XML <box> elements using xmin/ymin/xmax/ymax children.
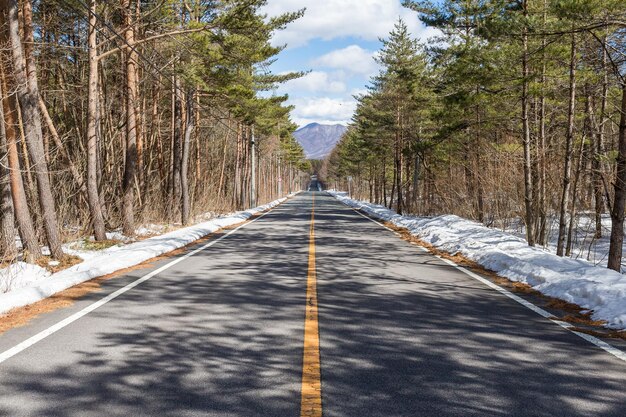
<box><xmin>329</xmin><ymin>191</ymin><xmax>626</xmax><ymax>330</ymax></box>
<box><xmin>0</xmin><ymin>263</ymin><xmax>51</xmax><ymax>294</ymax></box>
<box><xmin>135</xmin><ymin>224</ymin><xmax>170</xmax><ymax>237</ymax></box>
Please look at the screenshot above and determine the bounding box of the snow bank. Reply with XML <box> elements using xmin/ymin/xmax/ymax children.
<box><xmin>0</xmin><ymin>195</ymin><xmax>292</xmax><ymax>315</ymax></box>
<box><xmin>0</xmin><ymin>263</ymin><xmax>50</xmax><ymax>294</ymax></box>
<box><xmin>501</xmin><ymin>213</ymin><xmax>618</xmax><ymax>268</ymax></box>
<box><xmin>330</xmin><ymin>191</ymin><xmax>626</xmax><ymax>330</ymax></box>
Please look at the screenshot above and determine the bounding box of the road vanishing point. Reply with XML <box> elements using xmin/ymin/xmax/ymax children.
<box><xmin>1</xmin><ymin>192</ymin><xmax>626</xmax><ymax>416</ymax></box>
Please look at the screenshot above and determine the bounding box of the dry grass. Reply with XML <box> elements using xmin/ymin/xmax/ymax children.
<box><xmin>79</xmin><ymin>239</ymin><xmax>122</xmax><ymax>251</ymax></box>
<box><xmin>35</xmin><ymin>255</ymin><xmax>83</xmax><ymax>274</ymax></box>
<box><xmin>0</xmin><ymin>259</ymin><xmax>16</xmax><ymax>270</ymax></box>
<box><xmin>560</xmin><ymin>313</ymin><xmax>607</xmax><ymax>327</ymax></box>
<box><xmin>570</xmin><ymin>327</ymin><xmax>626</xmax><ymax>341</ymax></box>
<box><xmin>368</xmin><ymin>211</ymin><xmax>626</xmax><ymax>341</ymax></box>
<box><xmin>0</xmin><ymin>276</ymin><xmax>105</xmax><ymax>334</ymax></box>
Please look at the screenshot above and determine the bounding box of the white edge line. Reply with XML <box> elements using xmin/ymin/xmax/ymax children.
<box><xmin>349</xmin><ymin>205</ymin><xmax>395</xmax><ymax>232</ymax></box>
<box><xmin>337</xmin><ymin>198</ymin><xmax>626</xmax><ymax>364</ymax></box>
<box><xmin>0</xmin><ymin>206</ymin><xmax>278</xmax><ymax>365</ymax></box>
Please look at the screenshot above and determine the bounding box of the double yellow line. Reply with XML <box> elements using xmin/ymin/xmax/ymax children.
<box><xmin>300</xmin><ymin>193</ymin><xmax>322</xmax><ymax>417</ymax></box>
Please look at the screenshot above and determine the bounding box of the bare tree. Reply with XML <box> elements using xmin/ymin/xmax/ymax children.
<box><xmin>7</xmin><ymin>0</ymin><xmax>63</xmax><ymax>259</ymax></box>
<box><xmin>86</xmin><ymin>0</ymin><xmax>107</xmax><ymax>241</ymax></box>
<box><xmin>0</xmin><ymin>4</ymin><xmax>39</xmax><ymax>261</ymax></box>
<box><xmin>121</xmin><ymin>0</ymin><xmax>138</xmax><ymax>236</ymax></box>
<box><xmin>556</xmin><ymin>33</ymin><xmax>577</xmax><ymax>257</ymax></box>
<box><xmin>607</xmin><ymin>83</ymin><xmax>626</xmax><ymax>271</ymax></box>
<box><xmin>181</xmin><ymin>90</ymin><xmax>194</xmax><ymax>225</ymax></box>
<box><xmin>0</xmin><ymin>79</ymin><xmax>16</xmax><ymax>260</ymax></box>
<box><xmin>521</xmin><ymin>0</ymin><xmax>535</xmax><ymax>246</ymax></box>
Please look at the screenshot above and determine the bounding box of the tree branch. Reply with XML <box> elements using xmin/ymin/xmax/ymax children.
<box><xmin>97</xmin><ymin>26</ymin><xmax>212</xmax><ymax>61</ymax></box>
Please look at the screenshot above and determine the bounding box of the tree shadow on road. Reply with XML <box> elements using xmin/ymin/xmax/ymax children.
<box><xmin>313</xmin><ymin>199</ymin><xmax>626</xmax><ymax>417</ymax></box>
<box><xmin>0</xmin><ymin>200</ymin><xmax>314</xmax><ymax>417</ymax></box>
<box><xmin>0</xmin><ymin>195</ymin><xmax>625</xmax><ymax>417</ymax></box>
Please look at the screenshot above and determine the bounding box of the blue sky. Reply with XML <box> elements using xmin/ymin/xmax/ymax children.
<box><xmin>260</xmin><ymin>0</ymin><xmax>439</xmax><ymax>127</ymax></box>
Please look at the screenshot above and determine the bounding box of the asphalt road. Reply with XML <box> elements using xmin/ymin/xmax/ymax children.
<box><xmin>0</xmin><ymin>192</ymin><xmax>625</xmax><ymax>416</ymax></box>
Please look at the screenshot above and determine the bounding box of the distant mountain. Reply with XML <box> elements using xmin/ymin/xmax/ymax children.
<box><xmin>294</xmin><ymin>123</ymin><xmax>347</xmax><ymax>160</ymax></box>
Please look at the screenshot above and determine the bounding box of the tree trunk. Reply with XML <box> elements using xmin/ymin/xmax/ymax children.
<box><xmin>463</xmin><ymin>145</ymin><xmax>475</xmax><ymax>216</ymax></box>
<box><xmin>0</xmin><ymin>80</ymin><xmax>17</xmax><ymax>260</ymax></box>
<box><xmin>556</xmin><ymin>33</ymin><xmax>577</xmax><ymax>257</ymax></box>
<box><xmin>521</xmin><ymin>1</ymin><xmax>535</xmax><ymax>246</ymax></box>
<box><xmin>288</xmin><ymin>163</ymin><xmax>292</xmax><ymax>194</ymax></box>
<box><xmin>537</xmin><ymin>57</ymin><xmax>547</xmax><ymax>245</ymax></box>
<box><xmin>217</xmin><ymin>118</ymin><xmax>230</xmax><ymax>202</ymax></box>
<box><xmin>607</xmin><ymin>83</ymin><xmax>626</xmax><ymax>272</ymax></box>
<box><xmin>565</xmin><ymin>119</ymin><xmax>586</xmax><ymax>257</ymax></box>
<box><xmin>593</xmin><ymin>44</ymin><xmax>609</xmax><ymax>239</ymax></box>
<box><xmin>121</xmin><ymin>0</ymin><xmax>138</xmax><ymax>236</ymax></box>
<box><xmin>166</xmin><ymin>76</ymin><xmax>175</xmax><ymax>213</ymax></box>
<box><xmin>395</xmin><ymin>110</ymin><xmax>403</xmax><ymax>215</ymax></box>
<box><xmin>534</xmin><ymin>0</ymin><xmax>548</xmax><ymax>246</ymax></box>
<box><xmin>171</xmin><ymin>76</ymin><xmax>182</xmax><ymax>209</ymax></box>
<box><xmin>382</xmin><ymin>157</ymin><xmax>388</xmax><ymax>207</ymax></box>
<box><xmin>389</xmin><ymin>158</ymin><xmax>396</xmax><ymax>210</ymax></box>
<box><xmin>181</xmin><ymin>90</ymin><xmax>194</xmax><ymax>225</ymax></box>
<box><xmin>412</xmin><ymin>154</ymin><xmax>420</xmax><ymax>212</ymax></box>
<box><xmin>192</xmin><ymin>92</ymin><xmax>200</xmax><ymax>201</ymax></box>
<box><xmin>0</xmin><ymin>39</ymin><xmax>39</xmax><ymax>261</ymax></box>
<box><xmin>242</xmin><ymin>126</ymin><xmax>250</xmax><ymax>208</ymax></box>
<box><xmin>9</xmin><ymin>0</ymin><xmax>63</xmax><ymax>258</ymax></box>
<box><xmin>250</xmin><ymin>126</ymin><xmax>256</xmax><ymax>208</ymax></box>
<box><xmin>234</xmin><ymin>123</ymin><xmax>243</xmax><ymax>209</ymax></box>
<box><xmin>137</xmin><ymin>82</ymin><xmax>145</xmax><ymax>195</ymax></box>
<box><xmin>86</xmin><ymin>0</ymin><xmax>107</xmax><ymax>241</ymax></box>
<box><xmin>474</xmin><ymin>101</ymin><xmax>484</xmax><ymax>223</ymax></box>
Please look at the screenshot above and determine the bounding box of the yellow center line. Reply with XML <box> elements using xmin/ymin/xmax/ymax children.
<box><xmin>300</xmin><ymin>193</ymin><xmax>322</xmax><ymax>417</ymax></box>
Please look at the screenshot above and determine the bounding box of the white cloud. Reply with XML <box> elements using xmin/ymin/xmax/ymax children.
<box><xmin>262</xmin><ymin>0</ymin><xmax>437</xmax><ymax>48</ymax></box>
<box><xmin>313</xmin><ymin>45</ymin><xmax>379</xmax><ymax>76</ymax></box>
<box><xmin>262</xmin><ymin>1</ymin><xmax>442</xmax><ymax>126</ymax></box>
<box><xmin>350</xmin><ymin>87</ymin><xmax>369</xmax><ymax>97</ymax></box>
<box><xmin>282</xmin><ymin>71</ymin><xmax>346</xmax><ymax>93</ymax></box>
<box><xmin>288</xmin><ymin>97</ymin><xmax>356</xmax><ymax>126</ymax></box>
<box><xmin>295</xmin><ymin>118</ymin><xmax>350</xmax><ymax>127</ymax></box>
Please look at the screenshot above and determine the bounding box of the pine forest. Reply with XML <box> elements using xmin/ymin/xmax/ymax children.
<box><xmin>326</xmin><ymin>0</ymin><xmax>626</xmax><ymax>271</ymax></box>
